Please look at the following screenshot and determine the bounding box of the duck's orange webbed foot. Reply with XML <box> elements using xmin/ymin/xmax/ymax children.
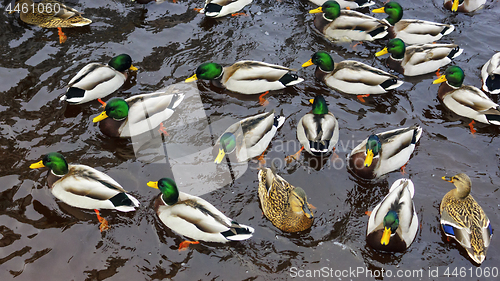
<box><xmin>285</xmin><ymin>146</ymin><xmax>304</xmax><ymax>164</ymax></box>
<box><xmin>352</xmin><ymin>41</ymin><xmax>362</xmax><ymax>51</ymax></box>
<box><xmin>94</xmin><ymin>209</ymin><xmax>109</xmax><ymax>232</ymax></box>
<box><xmin>468</xmin><ymin>120</ymin><xmax>476</xmax><ymax>134</ymax></box>
<box><xmin>58</xmin><ymin>27</ymin><xmax>67</xmax><ymax>44</ymax></box>
<box><xmin>365</xmin><ymin>211</ymin><xmax>372</xmax><ymax>216</ymax></box>
<box><xmin>435</xmin><ymin>69</ymin><xmax>442</xmax><ymax>77</ymax></box>
<box><xmin>400</xmin><ymin>163</ymin><xmax>408</xmax><ymax>175</ymax></box>
<box><xmin>231</xmin><ymin>12</ymin><xmax>247</xmax><ymax>17</ymax></box>
<box><xmin>97</xmin><ymin>98</ymin><xmax>106</xmax><ymax>108</ymax></box>
<box><xmin>158</xmin><ymin>122</ymin><xmax>169</xmax><ymax>136</ymax></box>
<box><xmin>178</xmin><ymin>240</ymin><xmax>200</xmax><ymax>251</ymax></box>
<box><xmin>256</xmin><ymin>150</ymin><xmax>267</xmax><ymax>166</ymax></box>
<box><xmin>259</xmin><ymin>91</ymin><xmax>270</xmax><ymax>106</ymax></box>
<box><xmin>357</xmin><ymin>94</ymin><xmax>369</xmax><ymax>103</ymax></box>
<box><xmin>194</xmin><ymin>8</ymin><xmax>203</xmax><ymax>12</ymax></box>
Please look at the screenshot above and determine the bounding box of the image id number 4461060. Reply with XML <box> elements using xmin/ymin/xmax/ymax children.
<box><xmin>5</xmin><ymin>2</ymin><xmax>61</xmax><ymax>14</ymax></box>
<box><xmin>430</xmin><ymin>267</ymin><xmax>498</xmax><ymax>278</ymax></box>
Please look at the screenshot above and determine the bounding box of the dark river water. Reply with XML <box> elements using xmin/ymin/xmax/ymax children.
<box><xmin>1</xmin><ymin>0</ymin><xmax>500</xmax><ymax>280</ymax></box>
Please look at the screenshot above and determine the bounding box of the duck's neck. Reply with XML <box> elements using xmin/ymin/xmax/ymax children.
<box><xmin>47</xmin><ymin>171</ymin><xmax>63</xmax><ymax>189</ymax></box>
<box><xmin>314</xmin><ymin>14</ymin><xmax>332</xmax><ymax>33</ymax></box>
<box><xmin>99</xmin><ymin>118</ymin><xmax>126</xmax><ymax>138</ymax></box>
<box><xmin>437</xmin><ymin>82</ymin><xmax>457</xmax><ymax>101</ymax></box>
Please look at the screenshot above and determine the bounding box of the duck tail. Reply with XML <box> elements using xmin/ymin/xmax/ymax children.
<box><xmin>70</xmin><ymin>17</ymin><xmax>92</xmax><ymax>27</ymax></box>
<box><xmin>485</xmin><ymin>74</ymin><xmax>500</xmax><ymax>94</ymax></box>
<box><xmin>447</xmin><ymin>47</ymin><xmax>463</xmax><ymax>59</ymax></box>
<box><xmin>411</xmin><ymin>126</ymin><xmax>423</xmax><ymax>145</ymax></box>
<box><xmin>380</xmin><ymin>78</ymin><xmax>404</xmax><ymax>91</ymax></box>
<box><xmin>167</xmin><ymin>93</ymin><xmax>185</xmax><ymax>110</ymax></box>
<box><xmin>279</xmin><ymin>73</ymin><xmax>304</xmax><ymax>86</ymax></box>
<box><xmin>368</xmin><ymin>26</ymin><xmax>388</xmax><ymax>40</ymax></box>
<box><xmin>485</xmin><ymin>112</ymin><xmax>500</xmax><ymax>126</ymax></box>
<box><xmin>110</xmin><ymin>193</ymin><xmax>140</xmax><ymax>212</ymax></box>
<box><xmin>309</xmin><ymin>140</ymin><xmax>330</xmax><ymax>154</ymax></box>
<box><xmin>222</xmin><ymin>222</ymin><xmax>255</xmax><ymax>241</ymax></box>
<box><xmin>356</xmin><ymin>0</ymin><xmax>376</xmax><ymax>8</ymax></box>
<box><xmin>441</xmin><ymin>24</ymin><xmax>455</xmax><ymax>36</ymax></box>
<box><xmin>64</xmin><ymin>87</ymin><xmax>86</xmax><ymax>104</ymax></box>
<box><xmin>274</xmin><ymin>114</ymin><xmax>286</xmax><ymax>129</ymax></box>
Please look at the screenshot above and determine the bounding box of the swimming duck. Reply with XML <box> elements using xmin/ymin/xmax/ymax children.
<box><xmin>92</xmin><ymin>90</ymin><xmax>185</xmax><ymax>138</ymax></box>
<box><xmin>294</xmin><ymin>95</ymin><xmax>339</xmax><ymax>158</ymax></box>
<box><xmin>433</xmin><ymin>66</ymin><xmax>500</xmax><ymax>133</ymax></box>
<box><xmin>258</xmin><ymin>165</ymin><xmax>314</xmax><ymax>232</ymax></box>
<box><xmin>367</xmin><ymin>178</ymin><xmax>418</xmax><ymax>252</ymax></box>
<box><xmin>10</xmin><ymin>0</ymin><xmax>92</xmax><ymax>43</ymax></box>
<box><xmin>440</xmin><ymin>173</ymin><xmax>492</xmax><ymax>264</ymax></box>
<box><xmin>302</xmin><ymin>51</ymin><xmax>403</xmax><ymax>98</ymax></box>
<box><xmin>185</xmin><ymin>61</ymin><xmax>303</xmax><ymax>104</ymax></box>
<box><xmin>308</xmin><ymin>1</ymin><xmax>390</xmax><ymax>42</ymax></box>
<box><xmin>444</xmin><ymin>0</ymin><xmax>486</xmax><ymax>13</ymax></box>
<box><xmin>481</xmin><ymin>52</ymin><xmax>500</xmax><ymax>95</ymax></box>
<box><xmin>148</xmin><ymin>178</ymin><xmax>254</xmax><ymax>250</ymax></box>
<box><xmin>61</xmin><ymin>54</ymin><xmax>138</xmax><ymax>105</ymax></box>
<box><xmin>214</xmin><ymin>111</ymin><xmax>285</xmax><ymax>164</ymax></box>
<box><xmin>372</xmin><ymin>2</ymin><xmax>455</xmax><ymax>45</ymax></box>
<box><xmin>30</xmin><ymin>152</ymin><xmax>140</xmax><ymax>231</ymax></box>
<box><xmin>309</xmin><ymin>0</ymin><xmax>375</xmax><ymax>9</ymax></box>
<box><xmin>348</xmin><ymin>125</ymin><xmax>422</xmax><ymax>180</ymax></box>
<box><xmin>198</xmin><ymin>0</ymin><xmax>252</xmax><ymax>18</ymax></box>
<box><xmin>375</xmin><ymin>38</ymin><xmax>463</xmax><ymax>76</ymax></box>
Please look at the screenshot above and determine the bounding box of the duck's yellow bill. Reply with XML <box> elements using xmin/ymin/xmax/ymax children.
<box><xmin>309</xmin><ymin>7</ymin><xmax>323</xmax><ymax>14</ymax></box>
<box><xmin>364</xmin><ymin>149</ymin><xmax>374</xmax><ymax>167</ymax></box>
<box><xmin>309</xmin><ymin>98</ymin><xmax>314</xmax><ymax>104</ymax></box>
<box><xmin>375</xmin><ymin>47</ymin><xmax>388</xmax><ymax>57</ymax></box>
<box><xmin>371</xmin><ymin>7</ymin><xmax>385</xmax><ymax>13</ymax></box>
<box><xmin>185</xmin><ymin>74</ymin><xmax>198</xmax><ymax>82</ymax></box>
<box><xmin>129</xmin><ymin>65</ymin><xmax>138</xmax><ymax>71</ymax></box>
<box><xmin>214</xmin><ymin>148</ymin><xmax>226</xmax><ymax>164</ymax></box>
<box><xmin>147</xmin><ymin>181</ymin><xmax>159</xmax><ymax>189</ymax></box>
<box><xmin>93</xmin><ymin>111</ymin><xmax>109</xmax><ymax>123</ymax></box>
<box><xmin>302</xmin><ymin>59</ymin><xmax>314</xmax><ymax>68</ymax></box>
<box><xmin>30</xmin><ymin>160</ymin><xmax>45</xmax><ymax>169</ymax></box>
<box><xmin>452</xmin><ymin>0</ymin><xmax>459</xmax><ymax>12</ymax></box>
<box><xmin>442</xmin><ymin>176</ymin><xmax>453</xmax><ymax>182</ymax></box>
<box><xmin>381</xmin><ymin>227</ymin><xmax>391</xmax><ymax>245</ymax></box>
<box><xmin>433</xmin><ymin>75</ymin><xmax>447</xmax><ymax>84</ymax></box>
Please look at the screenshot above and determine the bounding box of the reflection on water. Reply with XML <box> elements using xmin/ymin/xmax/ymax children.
<box><xmin>1</xmin><ymin>0</ymin><xmax>500</xmax><ymax>280</ymax></box>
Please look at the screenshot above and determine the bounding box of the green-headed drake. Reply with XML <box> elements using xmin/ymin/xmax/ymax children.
<box><xmin>433</xmin><ymin>66</ymin><xmax>500</xmax><ymax>133</ymax></box>
<box><xmin>302</xmin><ymin>51</ymin><xmax>403</xmax><ymax>96</ymax></box>
<box><xmin>198</xmin><ymin>0</ymin><xmax>252</xmax><ymax>18</ymax></box>
<box><xmin>213</xmin><ymin>110</ymin><xmax>285</xmax><ymax>164</ymax></box>
<box><xmin>444</xmin><ymin>0</ymin><xmax>485</xmax><ymax>12</ymax></box>
<box><xmin>61</xmin><ymin>54</ymin><xmax>138</xmax><ymax>105</ymax></box>
<box><xmin>258</xmin><ymin>165</ymin><xmax>314</xmax><ymax>232</ymax></box>
<box><xmin>348</xmin><ymin>125</ymin><xmax>422</xmax><ymax>180</ymax></box>
<box><xmin>308</xmin><ymin>1</ymin><xmax>390</xmax><ymax>42</ymax></box>
<box><xmin>367</xmin><ymin>178</ymin><xmax>418</xmax><ymax>252</ymax></box>
<box><xmin>440</xmin><ymin>173</ymin><xmax>492</xmax><ymax>264</ymax></box>
<box><xmin>481</xmin><ymin>52</ymin><xmax>500</xmax><ymax>95</ymax></box>
<box><xmin>92</xmin><ymin>90</ymin><xmax>185</xmax><ymax>138</ymax></box>
<box><xmin>375</xmin><ymin>38</ymin><xmax>462</xmax><ymax>76</ymax></box>
<box><xmin>148</xmin><ymin>178</ymin><xmax>254</xmax><ymax>250</ymax></box>
<box><xmin>372</xmin><ymin>2</ymin><xmax>454</xmax><ymax>44</ymax></box>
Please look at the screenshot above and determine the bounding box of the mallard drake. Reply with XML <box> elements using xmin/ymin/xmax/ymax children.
<box><xmin>92</xmin><ymin>90</ymin><xmax>185</xmax><ymax>138</ymax></box>
<box><xmin>309</xmin><ymin>0</ymin><xmax>375</xmax><ymax>9</ymax></box>
<box><xmin>214</xmin><ymin>110</ymin><xmax>285</xmax><ymax>164</ymax></box>
<box><xmin>302</xmin><ymin>51</ymin><xmax>403</xmax><ymax>97</ymax></box>
<box><xmin>297</xmin><ymin>94</ymin><xmax>339</xmax><ymax>156</ymax></box>
<box><xmin>10</xmin><ymin>0</ymin><xmax>92</xmax><ymax>43</ymax></box>
<box><xmin>433</xmin><ymin>66</ymin><xmax>500</xmax><ymax>133</ymax></box>
<box><xmin>440</xmin><ymin>173</ymin><xmax>492</xmax><ymax>264</ymax></box>
<box><xmin>348</xmin><ymin>125</ymin><xmax>422</xmax><ymax>180</ymax></box>
<box><xmin>367</xmin><ymin>178</ymin><xmax>418</xmax><ymax>252</ymax></box>
<box><xmin>258</xmin><ymin>166</ymin><xmax>314</xmax><ymax>232</ymax></box>
<box><xmin>185</xmin><ymin>61</ymin><xmax>303</xmax><ymax>97</ymax></box>
<box><xmin>444</xmin><ymin>0</ymin><xmax>486</xmax><ymax>12</ymax></box>
<box><xmin>372</xmin><ymin>2</ymin><xmax>455</xmax><ymax>45</ymax></box>
<box><xmin>308</xmin><ymin>1</ymin><xmax>390</xmax><ymax>42</ymax></box>
<box><xmin>481</xmin><ymin>52</ymin><xmax>500</xmax><ymax>95</ymax></box>
<box><xmin>61</xmin><ymin>54</ymin><xmax>138</xmax><ymax>105</ymax></box>
<box><xmin>375</xmin><ymin>38</ymin><xmax>463</xmax><ymax>76</ymax></box>
<box><xmin>30</xmin><ymin>152</ymin><xmax>140</xmax><ymax>231</ymax></box>
<box><xmin>148</xmin><ymin>178</ymin><xmax>254</xmax><ymax>249</ymax></box>
<box><xmin>198</xmin><ymin>0</ymin><xmax>252</xmax><ymax>18</ymax></box>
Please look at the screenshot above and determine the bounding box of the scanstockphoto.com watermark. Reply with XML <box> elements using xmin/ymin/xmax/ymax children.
<box><xmin>289</xmin><ymin>266</ymin><xmax>499</xmax><ymax>279</ymax></box>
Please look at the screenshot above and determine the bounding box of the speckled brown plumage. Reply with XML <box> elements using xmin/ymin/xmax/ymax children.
<box><xmin>258</xmin><ymin>168</ymin><xmax>313</xmax><ymax>232</ymax></box>
<box><xmin>14</xmin><ymin>0</ymin><xmax>91</xmax><ymax>28</ymax></box>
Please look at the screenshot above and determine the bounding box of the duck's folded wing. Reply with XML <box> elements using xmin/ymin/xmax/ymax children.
<box><xmin>395</xmin><ymin>20</ymin><xmax>448</xmax><ymax>36</ymax></box>
<box><xmin>441</xmin><ymin>207</ymin><xmax>472</xmax><ymax>248</ymax></box>
<box><xmin>227</xmin><ymin>61</ymin><xmax>291</xmax><ymax>81</ymax></box>
<box><xmin>449</xmin><ymin>86</ymin><xmax>499</xmax><ymax>112</ymax></box>
<box><xmin>68</xmin><ymin>64</ymin><xmax>116</xmax><ymax>90</ymax></box>
<box><xmin>334</xmin><ymin>61</ymin><xmax>397</xmax><ymax>85</ymax></box>
<box><xmin>404</xmin><ymin>44</ymin><xmax>455</xmax><ymax>66</ymax></box>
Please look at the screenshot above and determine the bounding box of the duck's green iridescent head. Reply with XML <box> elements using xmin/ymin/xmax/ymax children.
<box><xmin>93</xmin><ymin>98</ymin><xmax>130</xmax><ymax>123</ymax></box>
<box><xmin>29</xmin><ymin>152</ymin><xmax>69</xmax><ymax>176</ymax></box>
<box><xmin>376</xmin><ymin>39</ymin><xmax>406</xmax><ymax>60</ymax></box>
<box><xmin>311</xmin><ymin>94</ymin><xmax>329</xmax><ymax>115</ymax></box>
<box><xmin>381</xmin><ymin>210</ymin><xmax>399</xmax><ymax>245</ymax></box>
<box><xmin>147</xmin><ymin>178</ymin><xmax>179</xmax><ymax>205</ymax></box>
<box><xmin>364</xmin><ymin>135</ymin><xmax>381</xmax><ymax>167</ymax></box>
<box><xmin>108</xmin><ymin>54</ymin><xmax>138</xmax><ymax>72</ymax></box>
<box><xmin>443</xmin><ymin>66</ymin><xmax>465</xmax><ymax>88</ymax></box>
<box><xmin>214</xmin><ymin>132</ymin><xmax>237</xmax><ymax>164</ymax></box>
<box><xmin>186</xmin><ymin>62</ymin><xmax>224</xmax><ymax>82</ymax></box>
<box><xmin>303</xmin><ymin>51</ymin><xmax>335</xmax><ymax>72</ymax></box>
<box><xmin>372</xmin><ymin>2</ymin><xmax>403</xmax><ymax>25</ymax></box>
<box><xmin>309</xmin><ymin>1</ymin><xmax>341</xmax><ymax>21</ymax></box>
